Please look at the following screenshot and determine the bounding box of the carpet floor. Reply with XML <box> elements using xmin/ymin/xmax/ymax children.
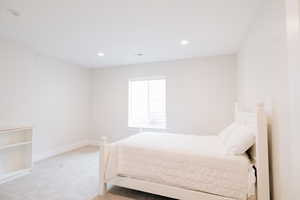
<box><xmin>0</xmin><ymin>146</ymin><xmax>172</xmax><ymax>200</ymax></box>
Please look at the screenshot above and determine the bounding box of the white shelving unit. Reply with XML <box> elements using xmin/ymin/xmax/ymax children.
<box><xmin>0</xmin><ymin>126</ymin><xmax>33</xmax><ymax>184</ymax></box>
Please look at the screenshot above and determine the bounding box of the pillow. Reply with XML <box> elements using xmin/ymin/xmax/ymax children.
<box><xmin>219</xmin><ymin>122</ymin><xmax>239</xmax><ymax>144</ymax></box>
<box><xmin>224</xmin><ymin>125</ymin><xmax>255</xmax><ymax>155</ymax></box>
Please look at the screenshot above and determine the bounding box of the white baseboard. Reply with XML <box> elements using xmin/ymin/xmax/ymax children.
<box><xmin>33</xmin><ymin>140</ymin><xmax>89</xmax><ymax>162</ymax></box>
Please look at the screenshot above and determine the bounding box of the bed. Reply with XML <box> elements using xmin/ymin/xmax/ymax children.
<box><xmin>98</xmin><ymin>103</ymin><xmax>270</xmax><ymax>200</ymax></box>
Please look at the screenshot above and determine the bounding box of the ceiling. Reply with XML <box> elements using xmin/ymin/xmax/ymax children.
<box><xmin>0</xmin><ymin>0</ymin><xmax>262</xmax><ymax>68</ymax></box>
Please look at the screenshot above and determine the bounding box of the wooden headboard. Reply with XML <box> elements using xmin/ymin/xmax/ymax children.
<box><xmin>234</xmin><ymin>103</ymin><xmax>270</xmax><ymax>200</ymax></box>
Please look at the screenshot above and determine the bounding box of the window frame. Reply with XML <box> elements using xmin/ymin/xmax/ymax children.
<box><xmin>128</xmin><ymin>76</ymin><xmax>167</xmax><ymax>130</ymax></box>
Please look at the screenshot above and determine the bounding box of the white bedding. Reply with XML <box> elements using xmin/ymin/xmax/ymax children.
<box><xmin>105</xmin><ymin>132</ymin><xmax>256</xmax><ymax>200</ymax></box>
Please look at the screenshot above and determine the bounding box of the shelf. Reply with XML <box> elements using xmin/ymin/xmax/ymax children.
<box><xmin>0</xmin><ymin>141</ymin><xmax>32</xmax><ymax>151</ymax></box>
<box><xmin>0</xmin><ymin>168</ymin><xmax>32</xmax><ymax>184</ymax></box>
<box><xmin>0</xmin><ymin>126</ymin><xmax>33</xmax><ymax>184</ymax></box>
<box><xmin>0</xmin><ymin>127</ymin><xmax>32</xmax><ymax>136</ymax></box>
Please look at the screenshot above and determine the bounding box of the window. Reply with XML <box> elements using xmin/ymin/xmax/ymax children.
<box><xmin>128</xmin><ymin>78</ymin><xmax>166</xmax><ymax>129</ymax></box>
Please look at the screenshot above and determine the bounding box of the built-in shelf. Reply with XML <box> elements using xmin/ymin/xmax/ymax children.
<box><xmin>0</xmin><ymin>141</ymin><xmax>32</xmax><ymax>151</ymax></box>
<box><xmin>0</xmin><ymin>127</ymin><xmax>32</xmax><ymax>134</ymax></box>
<box><xmin>0</xmin><ymin>168</ymin><xmax>32</xmax><ymax>184</ymax></box>
<box><xmin>0</xmin><ymin>126</ymin><xmax>33</xmax><ymax>184</ymax></box>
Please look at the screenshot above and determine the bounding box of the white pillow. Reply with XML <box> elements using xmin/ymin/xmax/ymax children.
<box><xmin>224</xmin><ymin>126</ymin><xmax>255</xmax><ymax>155</ymax></box>
<box><xmin>219</xmin><ymin>122</ymin><xmax>239</xmax><ymax>144</ymax></box>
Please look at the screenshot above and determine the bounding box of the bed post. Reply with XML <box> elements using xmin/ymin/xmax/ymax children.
<box><xmin>234</xmin><ymin>102</ymin><xmax>239</xmax><ymax>121</ymax></box>
<box><xmin>256</xmin><ymin>103</ymin><xmax>270</xmax><ymax>200</ymax></box>
<box><xmin>99</xmin><ymin>136</ymin><xmax>107</xmax><ymax>196</ymax></box>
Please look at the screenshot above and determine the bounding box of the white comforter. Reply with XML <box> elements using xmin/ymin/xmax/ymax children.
<box><xmin>105</xmin><ymin>132</ymin><xmax>255</xmax><ymax>200</ymax></box>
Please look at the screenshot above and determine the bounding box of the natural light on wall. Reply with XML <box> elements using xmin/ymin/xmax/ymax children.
<box><xmin>128</xmin><ymin>78</ymin><xmax>166</xmax><ymax>129</ymax></box>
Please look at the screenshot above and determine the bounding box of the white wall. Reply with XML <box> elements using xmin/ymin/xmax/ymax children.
<box><xmin>237</xmin><ymin>0</ymin><xmax>291</xmax><ymax>199</ymax></box>
<box><xmin>285</xmin><ymin>0</ymin><xmax>300</xmax><ymax>198</ymax></box>
<box><xmin>0</xmin><ymin>39</ymin><xmax>236</xmax><ymax>160</ymax></box>
<box><xmin>91</xmin><ymin>56</ymin><xmax>237</xmax><ymax>142</ymax></box>
<box><xmin>0</xmin><ymin>39</ymin><xmax>91</xmax><ymax>161</ymax></box>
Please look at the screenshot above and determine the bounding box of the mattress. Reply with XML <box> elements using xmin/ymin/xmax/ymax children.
<box><xmin>105</xmin><ymin>132</ymin><xmax>256</xmax><ymax>200</ymax></box>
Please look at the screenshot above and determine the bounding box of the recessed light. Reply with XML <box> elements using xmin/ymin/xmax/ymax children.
<box><xmin>180</xmin><ymin>40</ymin><xmax>190</xmax><ymax>45</ymax></box>
<box><xmin>97</xmin><ymin>52</ymin><xmax>104</xmax><ymax>57</ymax></box>
<box><xmin>7</xmin><ymin>8</ymin><xmax>20</xmax><ymax>17</ymax></box>
<box><xmin>136</xmin><ymin>53</ymin><xmax>144</xmax><ymax>56</ymax></box>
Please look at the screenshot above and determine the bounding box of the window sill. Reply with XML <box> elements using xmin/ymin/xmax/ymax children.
<box><xmin>128</xmin><ymin>125</ymin><xmax>167</xmax><ymax>131</ymax></box>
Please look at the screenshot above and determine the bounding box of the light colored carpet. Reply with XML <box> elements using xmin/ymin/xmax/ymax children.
<box><xmin>0</xmin><ymin>146</ymin><xmax>173</xmax><ymax>200</ymax></box>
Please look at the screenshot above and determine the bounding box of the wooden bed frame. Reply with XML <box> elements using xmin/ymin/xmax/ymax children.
<box><xmin>99</xmin><ymin>103</ymin><xmax>270</xmax><ymax>200</ymax></box>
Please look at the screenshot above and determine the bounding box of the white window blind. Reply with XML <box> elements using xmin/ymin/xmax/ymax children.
<box><xmin>128</xmin><ymin>78</ymin><xmax>166</xmax><ymax>129</ymax></box>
